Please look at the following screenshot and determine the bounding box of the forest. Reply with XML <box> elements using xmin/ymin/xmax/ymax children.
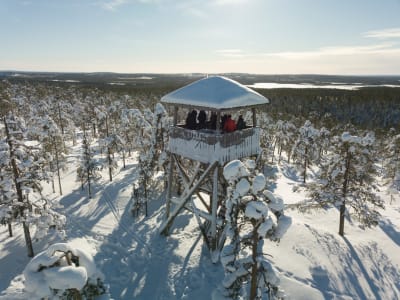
<box><xmin>0</xmin><ymin>74</ymin><xmax>399</xmax><ymax>299</ymax></box>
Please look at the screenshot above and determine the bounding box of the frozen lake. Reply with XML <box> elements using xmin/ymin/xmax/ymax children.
<box><xmin>247</xmin><ymin>82</ymin><xmax>400</xmax><ymax>90</ymax></box>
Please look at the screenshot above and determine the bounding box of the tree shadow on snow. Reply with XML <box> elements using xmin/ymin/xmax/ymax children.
<box><xmin>93</xmin><ymin>184</ymin><xmax>223</xmax><ymax>300</ymax></box>
<box><xmin>58</xmin><ymin>163</ymin><xmax>138</xmax><ymax>236</ymax></box>
<box><xmin>378</xmin><ymin>218</ymin><xmax>400</xmax><ymax>247</ymax></box>
<box><xmin>263</xmin><ymin>164</ymin><xmax>279</xmax><ymax>192</ymax></box>
<box><xmin>301</xmin><ymin>225</ymin><xmax>399</xmax><ymax>299</ymax></box>
<box><xmin>93</xmin><ymin>191</ymin><xmax>183</xmax><ymax>299</ymax></box>
<box><xmin>0</xmin><ymin>234</ymin><xmax>30</xmax><ymax>293</ymax></box>
<box><xmin>342</xmin><ymin>237</ymin><xmax>398</xmax><ymax>300</ymax></box>
<box><xmin>280</xmin><ymin>163</ymin><xmax>301</xmax><ymax>183</ymax></box>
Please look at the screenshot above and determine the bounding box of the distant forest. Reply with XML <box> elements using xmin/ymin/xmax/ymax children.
<box><xmin>258</xmin><ymin>87</ymin><xmax>400</xmax><ymax>130</ymax></box>
<box><xmin>1</xmin><ymin>72</ymin><xmax>400</xmax><ymax>131</ymax></box>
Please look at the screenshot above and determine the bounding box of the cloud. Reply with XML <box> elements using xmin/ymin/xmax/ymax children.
<box><xmin>101</xmin><ymin>0</ymin><xmax>129</xmax><ymax>11</ymax></box>
<box><xmin>213</xmin><ymin>42</ymin><xmax>400</xmax><ymax>75</ymax></box>
<box><xmin>175</xmin><ymin>2</ymin><xmax>208</xmax><ymax>18</ymax></box>
<box><xmin>363</xmin><ymin>28</ymin><xmax>400</xmax><ymax>39</ymax></box>
<box><xmin>212</xmin><ymin>0</ymin><xmax>247</xmax><ymax>5</ymax></box>
<box><xmin>216</xmin><ymin>49</ymin><xmax>245</xmax><ymax>57</ymax></box>
<box><xmin>265</xmin><ymin>43</ymin><xmax>399</xmax><ymax>59</ymax></box>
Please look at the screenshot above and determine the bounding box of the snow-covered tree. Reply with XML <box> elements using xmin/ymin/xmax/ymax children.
<box><xmin>316</xmin><ymin>127</ymin><xmax>330</xmax><ymax>161</ymax></box>
<box><xmin>258</xmin><ymin>112</ymin><xmax>274</xmax><ymax>165</ymax></box>
<box><xmin>24</xmin><ymin>243</ymin><xmax>110</xmax><ymax>299</ymax></box>
<box><xmin>77</xmin><ymin>129</ymin><xmax>101</xmax><ymax>199</ymax></box>
<box><xmin>218</xmin><ymin>159</ymin><xmax>291</xmax><ymax>300</ymax></box>
<box><xmin>383</xmin><ymin>132</ymin><xmax>400</xmax><ymax>201</ymax></box>
<box><xmin>1</xmin><ymin>114</ymin><xmax>66</xmax><ymax>256</ymax></box>
<box><xmin>0</xmin><ymin>140</ymin><xmax>15</xmax><ymax>237</ymax></box>
<box><xmin>291</xmin><ymin>120</ymin><xmax>320</xmax><ymax>183</ymax></box>
<box><xmin>136</xmin><ymin>104</ymin><xmax>169</xmax><ymax>206</ymax></box>
<box><xmin>32</xmin><ymin>115</ymin><xmax>68</xmax><ymax>195</ymax></box>
<box><xmin>95</xmin><ymin>103</ymin><xmax>126</xmax><ymax>181</ymax></box>
<box><xmin>305</xmin><ymin>131</ymin><xmax>384</xmax><ymax>236</ymax></box>
<box><xmin>272</xmin><ymin>120</ymin><xmax>296</xmax><ymax>164</ymax></box>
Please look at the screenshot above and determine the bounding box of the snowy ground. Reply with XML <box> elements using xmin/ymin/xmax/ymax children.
<box><xmin>0</xmin><ymin>144</ymin><xmax>399</xmax><ymax>299</ymax></box>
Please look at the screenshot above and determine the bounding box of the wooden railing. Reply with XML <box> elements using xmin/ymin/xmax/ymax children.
<box><xmin>168</xmin><ymin>126</ymin><xmax>261</xmax><ymax>164</ymax></box>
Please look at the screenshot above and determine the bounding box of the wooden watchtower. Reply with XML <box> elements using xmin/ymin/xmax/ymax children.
<box><xmin>159</xmin><ymin>76</ymin><xmax>269</xmax><ymax>255</ymax></box>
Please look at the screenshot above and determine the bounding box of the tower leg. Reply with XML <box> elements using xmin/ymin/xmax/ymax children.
<box><xmin>210</xmin><ymin>165</ymin><xmax>219</xmax><ymax>253</ymax></box>
<box><xmin>166</xmin><ymin>153</ymin><xmax>174</xmax><ymax>219</ymax></box>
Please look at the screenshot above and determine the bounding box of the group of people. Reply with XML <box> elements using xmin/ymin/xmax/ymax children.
<box><xmin>185</xmin><ymin>110</ymin><xmax>246</xmax><ymax>133</ymax></box>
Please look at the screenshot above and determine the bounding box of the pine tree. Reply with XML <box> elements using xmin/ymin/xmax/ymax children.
<box><xmin>0</xmin><ymin>139</ymin><xmax>16</xmax><ymax>237</ymax></box>
<box><xmin>2</xmin><ymin>114</ymin><xmax>66</xmax><ymax>256</ymax></box>
<box><xmin>77</xmin><ymin>129</ymin><xmax>101</xmax><ymax>198</ymax></box>
<box><xmin>316</xmin><ymin>127</ymin><xmax>330</xmax><ymax>162</ymax></box>
<box><xmin>291</xmin><ymin>120</ymin><xmax>320</xmax><ymax>183</ymax></box>
<box><xmin>135</xmin><ymin>103</ymin><xmax>169</xmax><ymax>215</ymax></box>
<box><xmin>33</xmin><ymin>115</ymin><xmax>67</xmax><ymax>195</ymax></box>
<box><xmin>383</xmin><ymin>132</ymin><xmax>400</xmax><ymax>201</ymax></box>
<box><xmin>273</xmin><ymin>120</ymin><xmax>296</xmax><ymax>164</ymax></box>
<box><xmin>305</xmin><ymin>131</ymin><xmax>384</xmax><ymax>236</ymax></box>
<box><xmin>258</xmin><ymin>112</ymin><xmax>274</xmax><ymax>165</ymax></box>
<box><xmin>219</xmin><ymin>159</ymin><xmax>291</xmax><ymax>299</ymax></box>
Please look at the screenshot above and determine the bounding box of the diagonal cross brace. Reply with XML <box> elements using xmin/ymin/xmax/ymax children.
<box><xmin>160</xmin><ymin>161</ymin><xmax>218</xmax><ymax>235</ymax></box>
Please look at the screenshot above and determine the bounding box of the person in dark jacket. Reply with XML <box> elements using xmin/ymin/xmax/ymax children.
<box><xmin>209</xmin><ymin>112</ymin><xmax>217</xmax><ymax>130</ymax></box>
<box><xmin>236</xmin><ymin>115</ymin><xmax>246</xmax><ymax>130</ymax></box>
<box><xmin>185</xmin><ymin>110</ymin><xmax>197</xmax><ymax>130</ymax></box>
<box><xmin>220</xmin><ymin>114</ymin><xmax>228</xmax><ymax>130</ymax></box>
<box><xmin>197</xmin><ymin>110</ymin><xmax>207</xmax><ymax>129</ymax></box>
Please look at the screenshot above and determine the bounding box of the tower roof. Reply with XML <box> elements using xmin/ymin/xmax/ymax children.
<box><xmin>161</xmin><ymin>76</ymin><xmax>269</xmax><ymax>111</ymax></box>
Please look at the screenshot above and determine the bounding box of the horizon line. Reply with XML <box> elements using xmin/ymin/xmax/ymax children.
<box><xmin>1</xmin><ymin>70</ymin><xmax>400</xmax><ymax>77</ymax></box>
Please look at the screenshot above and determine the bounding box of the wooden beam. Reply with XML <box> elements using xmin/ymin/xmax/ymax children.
<box><xmin>165</xmin><ymin>153</ymin><xmax>175</xmax><ymax>218</ymax></box>
<box><xmin>160</xmin><ymin>161</ymin><xmax>218</xmax><ymax>235</ymax></box>
<box><xmin>252</xmin><ymin>107</ymin><xmax>257</xmax><ymax>127</ymax></box>
<box><xmin>173</xmin><ymin>106</ymin><xmax>178</xmax><ymax>126</ymax></box>
<box><xmin>173</xmin><ymin>156</ymin><xmax>201</xmax><ymax>193</ymax></box>
<box><xmin>210</xmin><ymin>165</ymin><xmax>219</xmax><ymax>251</ymax></box>
<box><xmin>173</xmin><ymin>157</ymin><xmax>211</xmax><ymax>212</ymax></box>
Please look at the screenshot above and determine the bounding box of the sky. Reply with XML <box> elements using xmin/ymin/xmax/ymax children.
<box><xmin>1</xmin><ymin>0</ymin><xmax>400</xmax><ymax>75</ymax></box>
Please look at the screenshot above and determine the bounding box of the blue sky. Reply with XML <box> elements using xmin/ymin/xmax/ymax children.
<box><xmin>1</xmin><ymin>0</ymin><xmax>400</xmax><ymax>75</ymax></box>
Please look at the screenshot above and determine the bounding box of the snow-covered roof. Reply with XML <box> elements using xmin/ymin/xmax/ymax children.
<box><xmin>161</xmin><ymin>76</ymin><xmax>269</xmax><ymax>110</ymax></box>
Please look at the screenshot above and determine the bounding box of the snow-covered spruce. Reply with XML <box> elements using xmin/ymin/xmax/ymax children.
<box><xmin>216</xmin><ymin>159</ymin><xmax>291</xmax><ymax>300</ymax></box>
<box><xmin>23</xmin><ymin>243</ymin><xmax>110</xmax><ymax>299</ymax></box>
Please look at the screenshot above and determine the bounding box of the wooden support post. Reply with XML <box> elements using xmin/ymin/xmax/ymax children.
<box><xmin>252</xmin><ymin>107</ymin><xmax>257</xmax><ymax>127</ymax></box>
<box><xmin>166</xmin><ymin>153</ymin><xmax>175</xmax><ymax>218</ymax></box>
<box><xmin>210</xmin><ymin>164</ymin><xmax>219</xmax><ymax>251</ymax></box>
<box><xmin>173</xmin><ymin>106</ymin><xmax>178</xmax><ymax>126</ymax></box>
<box><xmin>216</xmin><ymin>111</ymin><xmax>221</xmax><ymax>132</ymax></box>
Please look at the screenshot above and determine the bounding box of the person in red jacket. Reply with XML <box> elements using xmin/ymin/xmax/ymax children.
<box><xmin>223</xmin><ymin>115</ymin><xmax>236</xmax><ymax>132</ymax></box>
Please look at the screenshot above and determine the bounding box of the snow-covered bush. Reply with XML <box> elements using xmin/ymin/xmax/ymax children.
<box><xmin>217</xmin><ymin>159</ymin><xmax>291</xmax><ymax>300</ymax></box>
<box><xmin>24</xmin><ymin>243</ymin><xmax>110</xmax><ymax>299</ymax></box>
